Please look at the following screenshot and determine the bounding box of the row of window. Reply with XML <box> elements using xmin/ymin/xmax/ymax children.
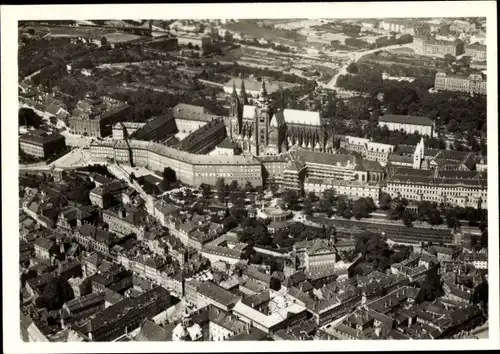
<box><xmin>20</xmin><ymin>144</ymin><xmax>45</xmax><ymax>157</ymax></box>
<box><xmin>386</xmin><ymin>184</ymin><xmax>485</xmax><ymax>193</ymax></box>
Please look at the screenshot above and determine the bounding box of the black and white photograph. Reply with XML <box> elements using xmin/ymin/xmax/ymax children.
<box><xmin>1</xmin><ymin>2</ymin><xmax>498</xmax><ymax>352</ymax></box>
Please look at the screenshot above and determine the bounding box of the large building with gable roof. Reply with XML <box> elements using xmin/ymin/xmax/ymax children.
<box><xmin>228</xmin><ymin>79</ymin><xmax>326</xmax><ymax>156</ymax></box>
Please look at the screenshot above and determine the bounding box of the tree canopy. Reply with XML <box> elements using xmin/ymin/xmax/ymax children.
<box><xmin>19</xmin><ymin>108</ymin><xmax>43</xmax><ymax>128</ymax></box>
<box><xmin>37</xmin><ymin>276</ymin><xmax>74</xmax><ymax>311</ymax></box>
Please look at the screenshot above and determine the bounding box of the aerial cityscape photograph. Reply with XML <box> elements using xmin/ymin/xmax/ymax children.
<box><xmin>15</xmin><ymin>13</ymin><xmax>491</xmax><ymax>344</ymax></box>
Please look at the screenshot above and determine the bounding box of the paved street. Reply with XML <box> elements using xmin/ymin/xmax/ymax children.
<box><xmin>324</xmin><ymin>44</ymin><xmax>411</xmax><ymax>90</ymax></box>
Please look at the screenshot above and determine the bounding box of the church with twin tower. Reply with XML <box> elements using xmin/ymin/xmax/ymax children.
<box><xmin>228</xmin><ymin>78</ymin><xmax>329</xmax><ymax>157</ymax></box>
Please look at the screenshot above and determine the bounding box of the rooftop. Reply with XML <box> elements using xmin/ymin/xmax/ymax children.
<box><xmin>296</xmin><ymin>149</ymin><xmax>356</xmax><ymax>167</ymax></box>
<box><xmin>227</xmin><ymin>327</ymin><xmax>268</xmax><ymax>341</ymax></box>
<box><xmin>80</xmin><ymin>286</ymin><xmax>170</xmax><ymax>333</ymax></box>
<box><xmin>131</xmin><ymin>112</ymin><xmax>176</xmax><ymax>140</ymax></box>
<box><xmin>387</xmin><ymin>174</ymin><xmax>487</xmax><ymax>188</ymax></box>
<box><xmin>33</xmin><ymin>237</ymin><xmax>54</xmax><ymax>251</ymax></box>
<box><xmin>91</xmin><ymin>139</ymin><xmax>261</xmax><ymax>166</ymax></box>
<box><xmin>176</xmin><ymin>118</ymin><xmax>226</xmax><ymax>153</ymax></box>
<box><xmin>19</xmin><ymin>129</ymin><xmax>65</xmax><ymax>146</ymax></box>
<box><xmin>379</xmin><ymin>114</ymin><xmax>433</xmax><ymax>127</ymax></box>
<box><xmin>232</xmin><ymin>294</ymin><xmax>307</xmax><ymax>330</ymax></box>
<box><xmin>197</xmin><ymin>281</ymin><xmax>241</xmax><ymax>308</ymax></box>
<box><xmin>243</xmin><ymin>266</ymin><xmax>272</xmax><ymax>284</ymax></box>
<box><xmin>467</xmin><ymin>42</ymin><xmax>486</xmax><ymax>50</ymax></box>
<box><xmin>64</xmin><ymin>292</ymin><xmax>105</xmax><ymax>314</ymax></box>
<box><xmin>135</xmin><ymin>320</ymin><xmax>171</xmax><ymax>341</ymax></box>
<box><xmin>217</xmin><ymin>139</ymin><xmax>237</xmax><ymax>150</ymax></box>
<box><xmin>78</xmin><ymin>223</ymin><xmax>113</xmax><ymax>245</ymax></box>
<box><xmin>272</xmin><ymin>109</ymin><xmax>322</xmax><ymax>127</ymax></box>
<box><xmin>414</xmin><ymin>35</ymin><xmax>463</xmax><ymax>46</ymax></box>
<box><xmin>172</xmin><ymin>103</ymin><xmax>208</xmax><ymax>121</ymax></box>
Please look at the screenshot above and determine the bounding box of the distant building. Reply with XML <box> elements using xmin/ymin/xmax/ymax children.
<box><xmin>33</xmin><ymin>238</ymin><xmax>55</xmax><ymax>261</ymax></box>
<box><xmin>176</xmin><ymin>35</ymin><xmax>212</xmax><ymax>53</ymax></box>
<box><xmin>475</xmin><ymin>156</ymin><xmax>487</xmax><ymax>172</ymax></box>
<box><xmin>102</xmin><ymin>205</ymin><xmax>149</xmax><ymax>237</ymax></box>
<box><xmin>130</xmin><ymin>113</ymin><xmax>178</xmax><ymax>142</ymax></box>
<box><xmin>172</xmin><ymin>103</ymin><xmax>213</xmax><ymax>135</ymax></box>
<box><xmin>434</xmin><ymin>71</ymin><xmax>487</xmax><ymax>96</ymax></box>
<box><xmin>304</xmin><ymin>177</ymin><xmax>380</xmax><ymax>200</ymax></box>
<box><xmin>459</xmin><ymin>252</ymin><xmax>488</xmax><ymax>270</ymax></box>
<box><xmin>75</xmin><ymin>223</ymin><xmax>116</xmax><ymax>254</ymax></box>
<box><xmin>90</xmin><ymin>139</ymin><xmax>263</xmax><ymax>187</ymax></box>
<box><xmin>299</xmin><ymin>149</ymin><xmax>384</xmax><ymax>183</ymax></box>
<box><xmin>175</xmin><ymin>118</ymin><xmax>227</xmax><ymax>154</ymax></box>
<box><xmin>383</xmin><ymin>173</ymin><xmax>487</xmax><ymax>209</ymax></box>
<box><xmin>193</xmin><ymin>281</ymin><xmax>241</xmax><ymax>312</ymax></box>
<box><xmin>450</xmin><ymin>20</ymin><xmax>476</xmax><ymax>33</ymax></box>
<box><xmin>360</xmin><ymin>20</ymin><xmax>379</xmax><ymax>30</ymax></box>
<box><xmin>68</xmin><ymin>94</ymin><xmax>130</xmax><ymax>137</ymax></box>
<box><xmin>465</xmin><ymin>42</ymin><xmax>487</xmax><ymax>61</ymax></box>
<box><xmin>112</xmin><ymin>122</ymin><xmax>146</xmax><ymax>140</ymax></box>
<box><xmin>211</xmin><ymin>139</ymin><xmax>237</xmax><ymax>156</ymax></box>
<box><xmin>378</xmin><ymin>114</ymin><xmax>435</xmax><ymax>137</ymax></box>
<box><xmin>202</xmin><ymin>233</ymin><xmax>249</xmax><ymax>265</ymax></box>
<box><xmin>232</xmin><ymin>291</ymin><xmax>308</xmax><ymax>334</ymax></box>
<box><xmin>379</xmin><ymin>20</ymin><xmax>415</xmax><ymax>35</ymax></box>
<box><xmin>340</xmin><ymin>136</ymin><xmax>394</xmax><ymax>165</ymax></box>
<box><xmin>293</xmin><ymin>239</ymin><xmax>337</xmax><ymax>273</ymax></box>
<box><xmin>413</xmin><ymin>36</ymin><xmax>465</xmax><ymax>57</ymax></box>
<box><xmin>19</xmin><ymin>129</ymin><xmax>66</xmax><ymax>159</ymax></box>
<box><xmin>76</xmin><ymin>286</ymin><xmax>171</xmax><ymax>341</ymax></box>
<box><xmin>470</xmin><ymin>33</ymin><xmax>486</xmax><ymax>45</ymax></box>
<box><xmin>61</xmin><ymin>292</ymin><xmax>106</xmax><ymax>329</ymax></box>
<box><xmin>89</xmin><ymin>181</ymin><xmax>127</xmax><ymax>209</ymax></box>
<box><xmin>224</xmin><ymin>77</ymin><xmax>281</xmax><ymax>99</ymax></box>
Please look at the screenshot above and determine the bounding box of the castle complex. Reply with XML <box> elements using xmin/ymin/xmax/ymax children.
<box><xmin>89</xmin><ymin>79</ymin><xmax>487</xmax><ymax>209</ymax></box>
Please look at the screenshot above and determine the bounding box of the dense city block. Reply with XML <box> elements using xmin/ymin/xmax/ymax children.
<box><xmin>18</xmin><ymin>17</ymin><xmax>488</xmax><ymax>342</ymax></box>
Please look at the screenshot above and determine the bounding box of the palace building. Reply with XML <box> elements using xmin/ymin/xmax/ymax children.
<box><xmin>412</xmin><ymin>36</ymin><xmax>465</xmax><ymax>57</ymax></box>
<box><xmin>68</xmin><ymin>93</ymin><xmax>131</xmax><ymax>138</ymax></box>
<box><xmin>19</xmin><ymin>129</ymin><xmax>66</xmax><ymax>159</ymax></box>
<box><xmin>340</xmin><ymin>136</ymin><xmax>394</xmax><ymax>165</ymax></box>
<box><xmin>378</xmin><ymin>114</ymin><xmax>435</xmax><ymax>137</ymax></box>
<box><xmin>383</xmin><ymin>174</ymin><xmax>487</xmax><ymax>209</ymax></box>
<box><xmin>465</xmin><ymin>42</ymin><xmax>487</xmax><ymax>61</ymax></box>
<box><xmin>90</xmin><ymin>139</ymin><xmax>263</xmax><ymax>187</ymax></box>
<box><xmin>434</xmin><ymin>71</ymin><xmax>487</xmax><ymax>96</ymax></box>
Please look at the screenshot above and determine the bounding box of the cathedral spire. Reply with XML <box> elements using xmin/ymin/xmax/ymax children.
<box><xmin>240</xmin><ymin>78</ymin><xmax>248</xmax><ymax>105</ymax></box>
<box><xmin>260</xmin><ymin>79</ymin><xmax>267</xmax><ymax>97</ymax></box>
<box><xmin>278</xmin><ymin>84</ymin><xmax>286</xmax><ymax>110</ymax></box>
<box><xmin>232</xmin><ymin>81</ymin><xmax>238</xmax><ymax>97</ymax></box>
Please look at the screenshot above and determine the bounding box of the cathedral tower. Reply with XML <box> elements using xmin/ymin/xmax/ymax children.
<box><xmin>254</xmin><ymin>80</ymin><xmax>271</xmax><ymax>156</ymax></box>
<box><xmin>230</xmin><ymin>82</ymin><xmax>242</xmax><ymax>137</ymax></box>
<box><xmin>413</xmin><ymin>137</ymin><xmax>425</xmax><ymax>169</ymax></box>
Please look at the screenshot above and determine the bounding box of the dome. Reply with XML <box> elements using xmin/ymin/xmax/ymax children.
<box><xmin>172</xmin><ymin>309</ymin><xmax>203</xmax><ymax>341</ymax></box>
<box><xmin>172</xmin><ymin>322</ymin><xmax>203</xmax><ymax>341</ymax></box>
